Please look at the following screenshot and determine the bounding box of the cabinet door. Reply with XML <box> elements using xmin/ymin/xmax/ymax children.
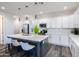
<box><xmin>49</xmin><ymin>34</ymin><xmax>60</xmax><ymax>45</ymax></box>
<box><xmin>69</xmin><ymin>37</ymin><xmax>72</xmax><ymax>50</ymax></box>
<box><xmin>75</xmin><ymin>47</ymin><xmax>79</xmax><ymax>57</ymax></box>
<box><xmin>62</xmin><ymin>15</ymin><xmax>69</xmax><ymax>28</ymax></box>
<box><xmin>49</xmin><ymin>17</ymin><xmax>62</xmax><ymax>28</ymax></box>
<box><xmin>69</xmin><ymin>38</ymin><xmax>79</xmax><ymax>57</ymax></box>
<box><xmin>56</xmin><ymin>16</ymin><xmax>62</xmax><ymax>28</ymax></box>
<box><xmin>71</xmin><ymin>42</ymin><xmax>75</xmax><ymax>56</ymax></box>
<box><xmin>0</xmin><ymin>15</ymin><xmax>2</xmax><ymax>34</ymax></box>
<box><xmin>49</xmin><ymin>18</ymin><xmax>57</xmax><ymax>28</ymax></box>
<box><xmin>62</xmin><ymin>15</ymin><xmax>74</xmax><ymax>28</ymax></box>
<box><xmin>60</xmin><ymin>35</ymin><xmax>69</xmax><ymax>47</ymax></box>
<box><xmin>70</xmin><ymin>40</ymin><xmax>76</xmax><ymax>57</ymax></box>
<box><xmin>68</xmin><ymin>15</ymin><xmax>74</xmax><ymax>28</ymax></box>
<box><xmin>73</xmin><ymin>42</ymin><xmax>79</xmax><ymax>57</ymax></box>
<box><xmin>53</xmin><ymin>35</ymin><xmax>60</xmax><ymax>45</ymax></box>
<box><xmin>74</xmin><ymin>14</ymin><xmax>79</xmax><ymax>28</ymax></box>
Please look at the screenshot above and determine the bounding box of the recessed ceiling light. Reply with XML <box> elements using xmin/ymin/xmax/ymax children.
<box><xmin>1</xmin><ymin>6</ymin><xmax>5</xmax><ymax>10</ymax></box>
<box><xmin>24</xmin><ymin>15</ymin><xmax>29</xmax><ymax>18</ymax></box>
<box><xmin>39</xmin><ymin>11</ymin><xmax>43</xmax><ymax>14</ymax></box>
<box><xmin>39</xmin><ymin>2</ymin><xmax>44</xmax><ymax>4</ymax></box>
<box><xmin>34</xmin><ymin>2</ymin><xmax>38</xmax><ymax>5</ymax></box>
<box><xmin>64</xmin><ymin>6</ymin><xmax>68</xmax><ymax>10</ymax></box>
<box><xmin>18</xmin><ymin>8</ymin><xmax>21</xmax><ymax>10</ymax></box>
<box><xmin>25</xmin><ymin>5</ymin><xmax>28</xmax><ymax>8</ymax></box>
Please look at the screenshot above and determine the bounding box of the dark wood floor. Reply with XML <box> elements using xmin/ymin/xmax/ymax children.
<box><xmin>0</xmin><ymin>44</ymin><xmax>72</xmax><ymax>57</ymax></box>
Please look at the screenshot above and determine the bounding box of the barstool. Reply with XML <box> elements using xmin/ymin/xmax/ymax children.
<box><xmin>20</xmin><ymin>42</ymin><xmax>36</xmax><ymax>57</ymax></box>
<box><xmin>8</xmin><ymin>40</ymin><xmax>21</xmax><ymax>56</ymax></box>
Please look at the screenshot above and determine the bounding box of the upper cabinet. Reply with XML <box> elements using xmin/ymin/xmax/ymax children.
<box><xmin>74</xmin><ymin>14</ymin><xmax>79</xmax><ymax>28</ymax></box>
<box><xmin>48</xmin><ymin>16</ymin><xmax>62</xmax><ymax>28</ymax></box>
<box><xmin>62</xmin><ymin>15</ymin><xmax>75</xmax><ymax>28</ymax></box>
<box><xmin>48</xmin><ymin>14</ymin><xmax>75</xmax><ymax>28</ymax></box>
<box><xmin>49</xmin><ymin>17</ymin><xmax>57</xmax><ymax>28</ymax></box>
<box><xmin>56</xmin><ymin>16</ymin><xmax>62</xmax><ymax>28</ymax></box>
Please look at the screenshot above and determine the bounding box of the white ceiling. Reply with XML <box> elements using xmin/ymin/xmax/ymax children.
<box><xmin>0</xmin><ymin>2</ymin><xmax>79</xmax><ymax>16</ymax></box>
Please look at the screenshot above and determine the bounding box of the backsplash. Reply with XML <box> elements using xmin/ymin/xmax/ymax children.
<box><xmin>48</xmin><ymin>28</ymin><xmax>72</xmax><ymax>35</ymax></box>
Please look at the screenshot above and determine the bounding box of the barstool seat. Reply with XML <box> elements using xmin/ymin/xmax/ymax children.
<box><xmin>20</xmin><ymin>42</ymin><xmax>35</xmax><ymax>51</ymax></box>
<box><xmin>11</xmin><ymin>40</ymin><xmax>20</xmax><ymax>46</ymax></box>
<box><xmin>20</xmin><ymin>42</ymin><xmax>36</xmax><ymax>57</ymax></box>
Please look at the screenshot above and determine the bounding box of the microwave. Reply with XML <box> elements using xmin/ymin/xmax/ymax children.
<box><xmin>40</xmin><ymin>23</ymin><xmax>46</xmax><ymax>28</ymax></box>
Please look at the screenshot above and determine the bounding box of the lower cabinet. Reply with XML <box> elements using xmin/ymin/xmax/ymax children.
<box><xmin>70</xmin><ymin>38</ymin><xmax>79</xmax><ymax>57</ymax></box>
<box><xmin>70</xmin><ymin>40</ymin><xmax>75</xmax><ymax>56</ymax></box>
<box><xmin>75</xmin><ymin>47</ymin><xmax>79</xmax><ymax>57</ymax></box>
<box><xmin>49</xmin><ymin>34</ymin><xmax>60</xmax><ymax>45</ymax></box>
<box><xmin>60</xmin><ymin>35</ymin><xmax>69</xmax><ymax>47</ymax></box>
<box><xmin>49</xmin><ymin>34</ymin><xmax>69</xmax><ymax>47</ymax></box>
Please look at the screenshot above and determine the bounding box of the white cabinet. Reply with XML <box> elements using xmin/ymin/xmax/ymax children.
<box><xmin>48</xmin><ymin>14</ymin><xmax>75</xmax><ymax>28</ymax></box>
<box><xmin>49</xmin><ymin>34</ymin><xmax>69</xmax><ymax>47</ymax></box>
<box><xmin>70</xmin><ymin>40</ymin><xmax>75</xmax><ymax>56</ymax></box>
<box><xmin>62</xmin><ymin>15</ymin><xmax>74</xmax><ymax>28</ymax></box>
<box><xmin>70</xmin><ymin>40</ymin><xmax>79</xmax><ymax>57</ymax></box>
<box><xmin>68</xmin><ymin>15</ymin><xmax>74</xmax><ymax>28</ymax></box>
<box><xmin>74</xmin><ymin>14</ymin><xmax>79</xmax><ymax>28</ymax></box>
<box><xmin>74</xmin><ymin>46</ymin><xmax>79</xmax><ymax>57</ymax></box>
<box><xmin>56</xmin><ymin>17</ymin><xmax>62</xmax><ymax>28</ymax></box>
<box><xmin>74</xmin><ymin>7</ymin><xmax>79</xmax><ymax>22</ymax></box>
<box><xmin>49</xmin><ymin>34</ymin><xmax>60</xmax><ymax>45</ymax></box>
<box><xmin>49</xmin><ymin>17</ymin><xmax>58</xmax><ymax>28</ymax></box>
<box><xmin>62</xmin><ymin>15</ymin><xmax>69</xmax><ymax>28</ymax></box>
<box><xmin>49</xmin><ymin>17</ymin><xmax>62</xmax><ymax>28</ymax></box>
<box><xmin>60</xmin><ymin>35</ymin><xmax>69</xmax><ymax>47</ymax></box>
<box><xmin>69</xmin><ymin>37</ymin><xmax>79</xmax><ymax>57</ymax></box>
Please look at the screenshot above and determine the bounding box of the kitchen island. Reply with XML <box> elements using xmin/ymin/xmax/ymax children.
<box><xmin>7</xmin><ymin>34</ymin><xmax>49</xmax><ymax>57</ymax></box>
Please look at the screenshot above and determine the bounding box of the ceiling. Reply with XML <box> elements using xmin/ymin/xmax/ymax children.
<box><xmin>0</xmin><ymin>2</ymin><xmax>79</xmax><ymax>16</ymax></box>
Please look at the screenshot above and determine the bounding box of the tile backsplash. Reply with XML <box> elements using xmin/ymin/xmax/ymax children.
<box><xmin>48</xmin><ymin>28</ymin><xmax>72</xmax><ymax>35</ymax></box>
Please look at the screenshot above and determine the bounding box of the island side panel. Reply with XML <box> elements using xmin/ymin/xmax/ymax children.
<box><xmin>40</xmin><ymin>37</ymin><xmax>50</xmax><ymax>57</ymax></box>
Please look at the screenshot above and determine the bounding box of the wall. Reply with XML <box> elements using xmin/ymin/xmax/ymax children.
<box><xmin>13</xmin><ymin>18</ymin><xmax>20</xmax><ymax>34</ymax></box>
<box><xmin>0</xmin><ymin>11</ymin><xmax>14</xmax><ymax>44</ymax></box>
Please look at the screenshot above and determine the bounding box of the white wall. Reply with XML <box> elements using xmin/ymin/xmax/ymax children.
<box><xmin>13</xmin><ymin>18</ymin><xmax>20</xmax><ymax>34</ymax></box>
<box><xmin>0</xmin><ymin>11</ymin><xmax>14</xmax><ymax>44</ymax></box>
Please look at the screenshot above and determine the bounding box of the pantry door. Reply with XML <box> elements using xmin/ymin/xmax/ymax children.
<box><xmin>0</xmin><ymin>15</ymin><xmax>3</xmax><ymax>44</ymax></box>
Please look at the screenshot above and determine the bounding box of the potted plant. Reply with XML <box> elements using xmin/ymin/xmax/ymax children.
<box><xmin>32</xmin><ymin>24</ymin><xmax>39</xmax><ymax>34</ymax></box>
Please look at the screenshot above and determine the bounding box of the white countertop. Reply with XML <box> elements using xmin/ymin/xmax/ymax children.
<box><xmin>69</xmin><ymin>34</ymin><xmax>79</xmax><ymax>47</ymax></box>
<box><xmin>7</xmin><ymin>34</ymin><xmax>48</xmax><ymax>42</ymax></box>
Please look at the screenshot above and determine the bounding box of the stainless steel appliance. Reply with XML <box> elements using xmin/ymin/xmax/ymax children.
<box><xmin>21</xmin><ymin>23</ymin><xmax>29</xmax><ymax>35</ymax></box>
